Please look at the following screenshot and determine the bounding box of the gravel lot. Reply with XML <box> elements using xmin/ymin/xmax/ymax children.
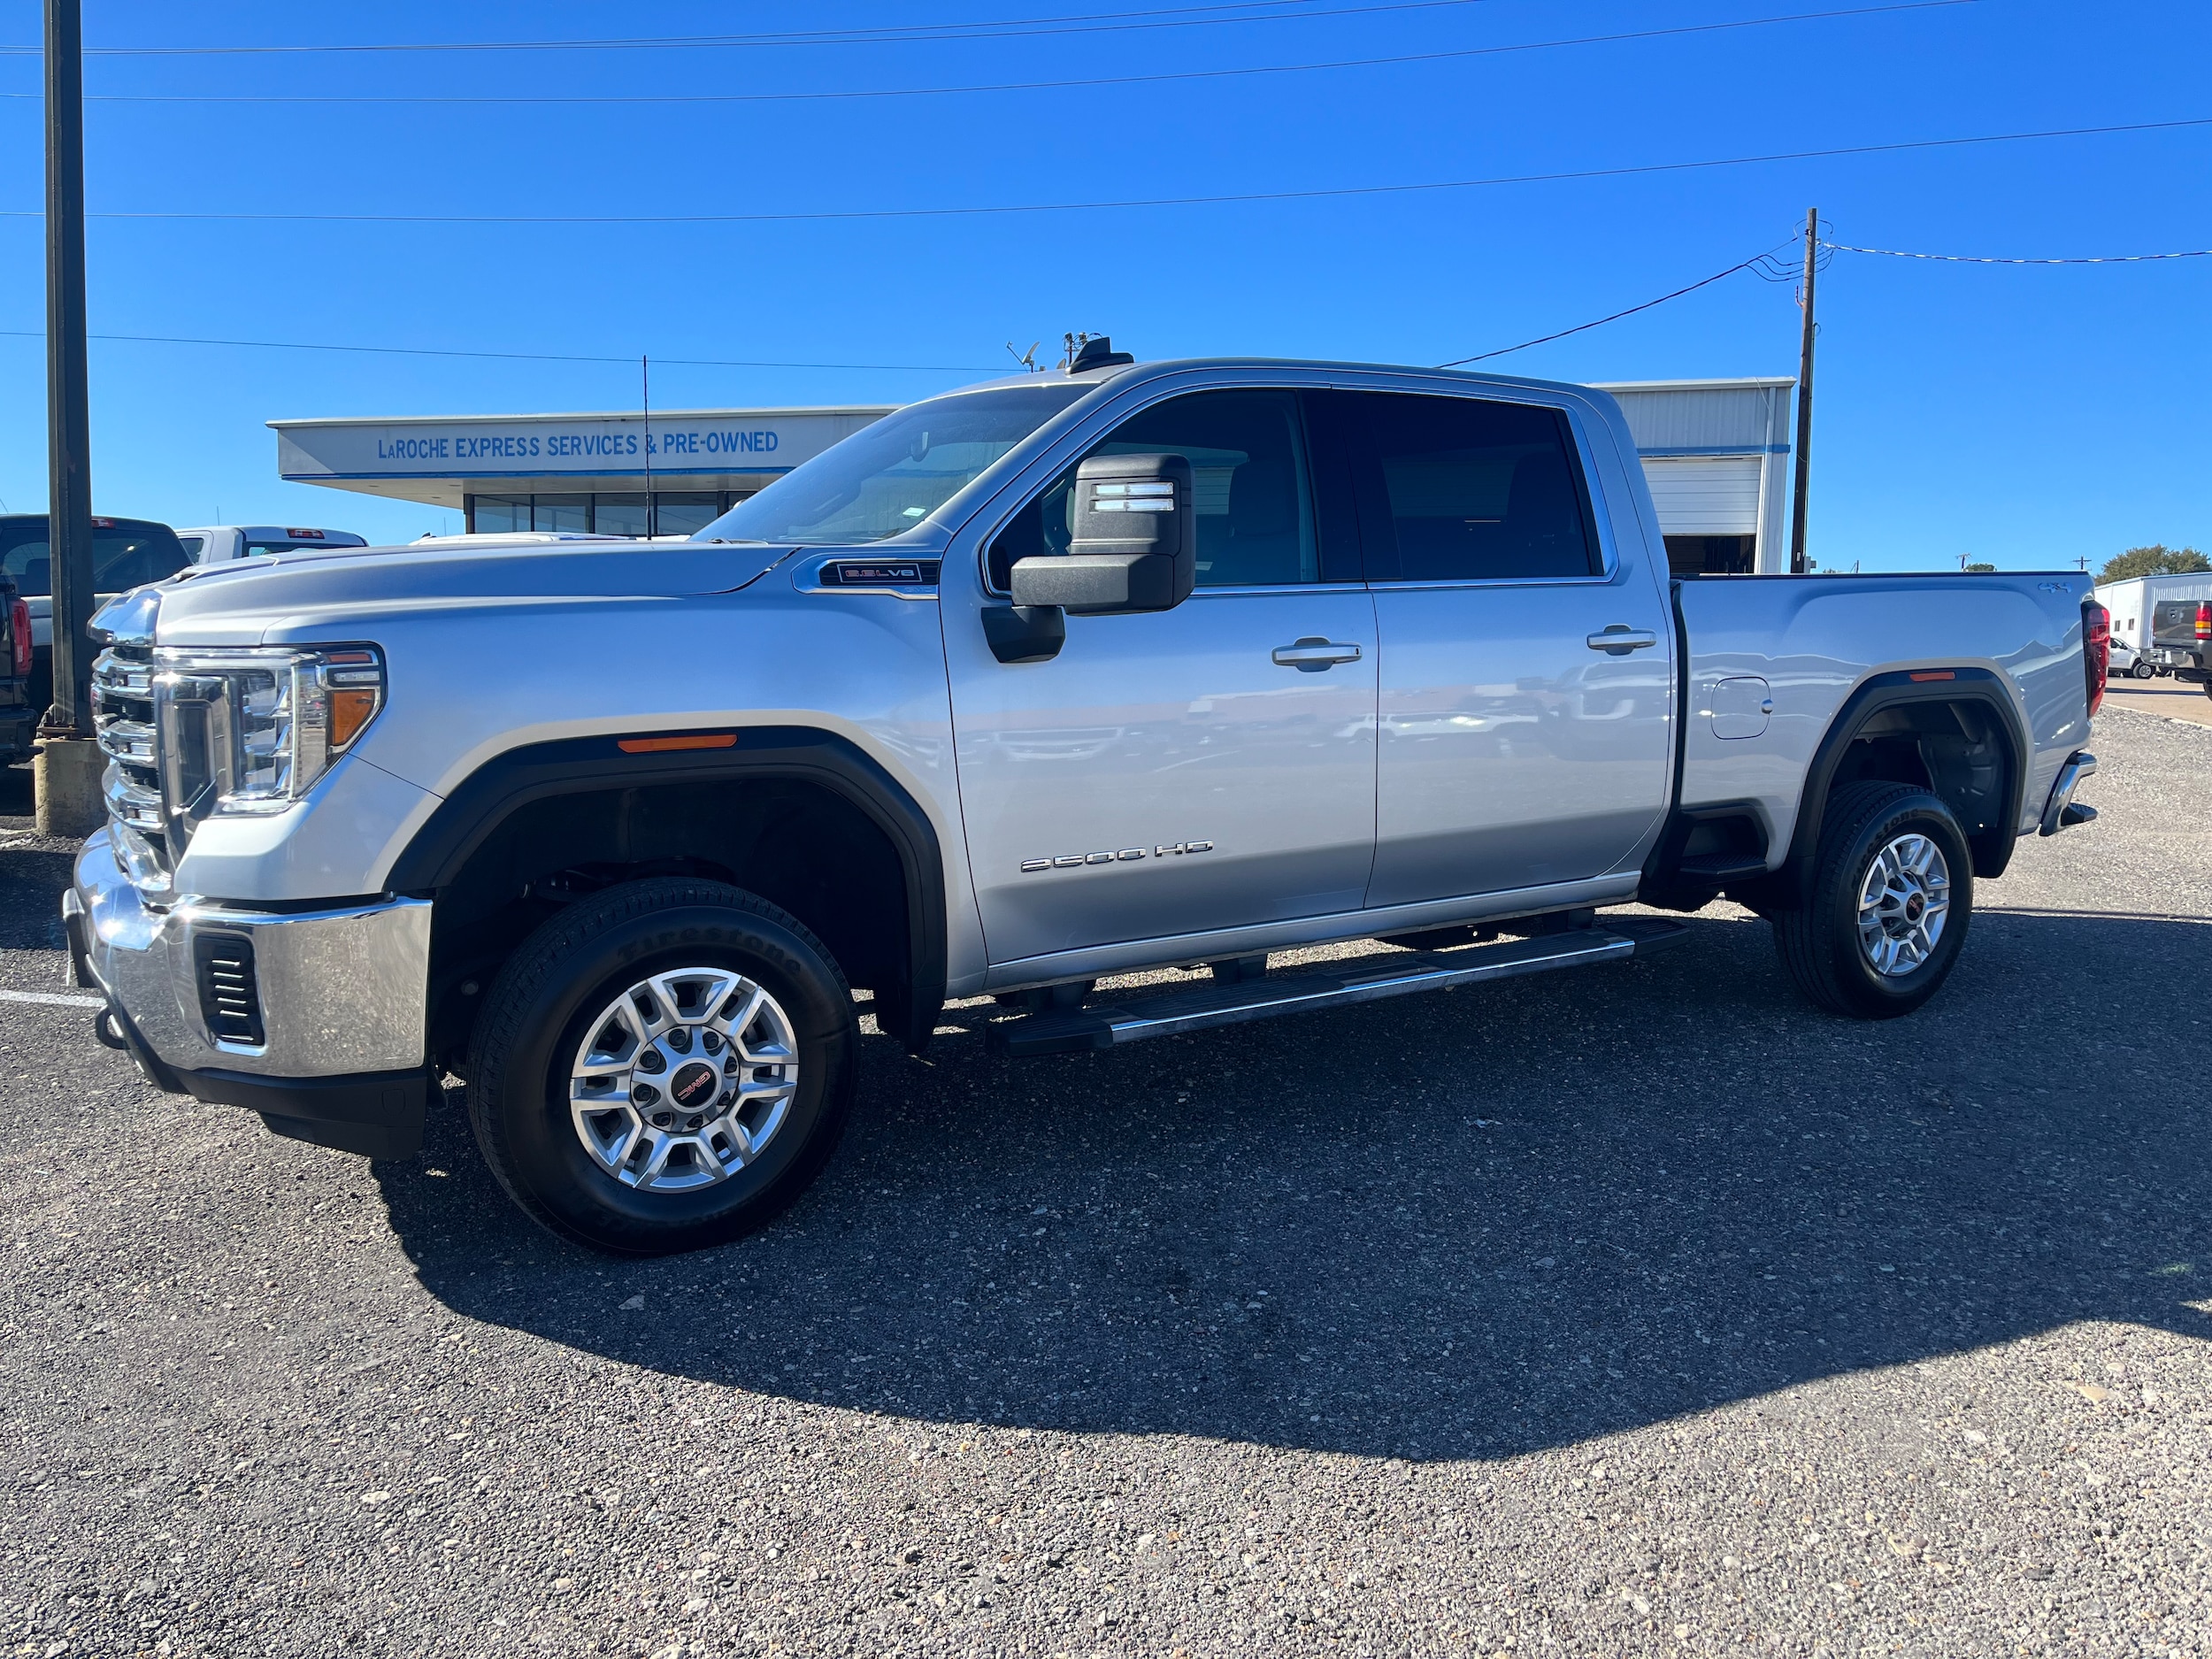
<box><xmin>2</xmin><ymin>708</ymin><xmax>2208</xmax><ymax>1659</ymax></box>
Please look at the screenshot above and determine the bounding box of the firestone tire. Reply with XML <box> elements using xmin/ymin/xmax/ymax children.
<box><xmin>1771</xmin><ymin>783</ymin><xmax>1973</xmax><ymax>1020</ymax></box>
<box><xmin>465</xmin><ymin>879</ymin><xmax>859</xmax><ymax>1256</ymax></box>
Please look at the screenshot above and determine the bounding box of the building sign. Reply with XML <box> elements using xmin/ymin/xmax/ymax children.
<box><xmin>272</xmin><ymin>406</ymin><xmax>893</xmax><ymax>485</ymax></box>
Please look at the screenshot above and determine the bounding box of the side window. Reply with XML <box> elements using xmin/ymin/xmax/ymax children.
<box><xmin>988</xmin><ymin>389</ymin><xmax>1317</xmax><ymax>591</ymax></box>
<box><xmin>1359</xmin><ymin>392</ymin><xmax>1600</xmax><ymax>581</ymax></box>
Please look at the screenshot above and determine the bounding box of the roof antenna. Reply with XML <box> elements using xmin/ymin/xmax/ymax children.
<box><xmin>1064</xmin><ymin>333</ymin><xmax>1133</xmax><ymax>373</ymax></box>
<box><xmin>1005</xmin><ymin>341</ymin><xmax>1041</xmax><ymax>373</ymax></box>
<box><xmin>641</xmin><ymin>353</ymin><xmax>653</xmax><ymax>536</ymax></box>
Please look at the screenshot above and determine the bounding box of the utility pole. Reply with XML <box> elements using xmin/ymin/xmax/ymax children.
<box><xmin>37</xmin><ymin>0</ymin><xmax>103</xmax><ymax>835</ymax></box>
<box><xmin>1787</xmin><ymin>207</ymin><xmax>1818</xmax><ymax>577</ymax></box>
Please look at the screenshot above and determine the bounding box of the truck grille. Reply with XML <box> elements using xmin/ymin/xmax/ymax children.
<box><xmin>91</xmin><ymin>644</ymin><xmax>172</xmax><ymax>878</ymax></box>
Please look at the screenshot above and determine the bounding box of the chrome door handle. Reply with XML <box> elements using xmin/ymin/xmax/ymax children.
<box><xmin>1586</xmin><ymin>626</ymin><xmax>1658</xmax><ymax>655</ymax></box>
<box><xmin>1271</xmin><ymin>638</ymin><xmax>1363</xmax><ymax>672</ymax></box>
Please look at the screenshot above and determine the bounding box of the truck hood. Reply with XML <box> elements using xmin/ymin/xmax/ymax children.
<box><xmin>97</xmin><ymin>536</ymin><xmax>798</xmax><ymax>648</ymax></box>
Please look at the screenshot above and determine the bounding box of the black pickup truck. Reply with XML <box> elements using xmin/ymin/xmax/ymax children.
<box><xmin>2148</xmin><ymin>595</ymin><xmax>2212</xmax><ymax>699</ymax></box>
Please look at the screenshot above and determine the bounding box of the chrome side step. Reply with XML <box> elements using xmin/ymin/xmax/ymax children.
<box><xmin>993</xmin><ymin>917</ymin><xmax>1691</xmax><ymax>1056</ymax></box>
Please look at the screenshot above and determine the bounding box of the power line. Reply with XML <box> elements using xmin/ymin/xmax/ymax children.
<box><xmin>0</xmin><ymin>328</ymin><xmax>995</xmax><ymax>373</ymax></box>
<box><xmin>1439</xmin><ymin>239</ymin><xmax>1798</xmax><ymax>365</ymax></box>
<box><xmin>1824</xmin><ymin>239</ymin><xmax>2212</xmax><ymax>264</ymax></box>
<box><xmin>0</xmin><ymin>0</ymin><xmax>1507</xmax><ymax>57</ymax></box>
<box><xmin>0</xmin><ymin>4</ymin><xmax>1963</xmax><ymax>110</ymax></box>
<box><xmin>3</xmin><ymin>115</ymin><xmax>2203</xmax><ymax>227</ymax></box>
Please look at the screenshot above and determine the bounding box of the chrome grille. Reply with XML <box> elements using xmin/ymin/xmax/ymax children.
<box><xmin>91</xmin><ymin>645</ymin><xmax>171</xmax><ymax>876</ymax></box>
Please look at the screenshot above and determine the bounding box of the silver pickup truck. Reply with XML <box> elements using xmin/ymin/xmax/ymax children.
<box><xmin>65</xmin><ymin>354</ymin><xmax>2107</xmax><ymax>1256</ymax></box>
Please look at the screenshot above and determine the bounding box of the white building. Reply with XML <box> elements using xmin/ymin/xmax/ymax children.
<box><xmin>1593</xmin><ymin>377</ymin><xmax>1795</xmax><ymax>575</ymax></box>
<box><xmin>273</xmin><ymin>374</ymin><xmax>1797</xmax><ymax>563</ymax></box>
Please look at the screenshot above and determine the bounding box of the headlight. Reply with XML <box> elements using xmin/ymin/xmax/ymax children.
<box><xmin>152</xmin><ymin>644</ymin><xmax>385</xmax><ymax>821</ymax></box>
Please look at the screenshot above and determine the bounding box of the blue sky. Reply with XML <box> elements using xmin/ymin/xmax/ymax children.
<box><xmin>0</xmin><ymin>0</ymin><xmax>2204</xmax><ymax>569</ymax></box>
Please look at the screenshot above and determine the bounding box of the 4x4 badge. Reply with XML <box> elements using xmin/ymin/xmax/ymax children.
<box><xmin>1019</xmin><ymin>840</ymin><xmax>1212</xmax><ymax>873</ymax></box>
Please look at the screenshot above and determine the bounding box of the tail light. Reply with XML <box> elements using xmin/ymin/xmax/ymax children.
<box><xmin>2197</xmin><ymin>602</ymin><xmax>2210</xmax><ymax>641</ymax></box>
<box><xmin>2083</xmin><ymin>600</ymin><xmax>2109</xmax><ymax>718</ymax></box>
<box><xmin>7</xmin><ymin>598</ymin><xmax>27</xmax><ymax>679</ymax></box>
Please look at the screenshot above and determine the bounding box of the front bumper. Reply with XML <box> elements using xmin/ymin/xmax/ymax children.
<box><xmin>65</xmin><ymin>827</ymin><xmax>434</xmax><ymax>1156</ymax></box>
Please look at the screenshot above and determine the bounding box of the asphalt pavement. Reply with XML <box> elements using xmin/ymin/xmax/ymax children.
<box><xmin>2</xmin><ymin>707</ymin><xmax>2208</xmax><ymax>1658</ymax></box>
<box><xmin>2100</xmin><ymin>674</ymin><xmax>2212</xmax><ymax>729</ymax></box>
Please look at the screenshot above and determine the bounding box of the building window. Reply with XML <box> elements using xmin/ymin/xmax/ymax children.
<box><xmin>591</xmin><ymin>494</ymin><xmax>652</xmax><ymax>538</ymax></box>
<box><xmin>650</xmin><ymin>493</ymin><xmax>724</xmax><ymax>537</ymax></box>
<box><xmin>465</xmin><ymin>490</ymin><xmax>760</xmax><ymax>536</ymax></box>
<box><xmin>472</xmin><ymin>496</ymin><xmax>529</xmax><ymax>533</ymax></box>
<box><xmin>532</xmin><ymin>495</ymin><xmax>592</xmax><ymax>534</ymax></box>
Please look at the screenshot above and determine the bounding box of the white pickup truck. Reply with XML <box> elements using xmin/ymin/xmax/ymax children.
<box><xmin>67</xmin><ymin>352</ymin><xmax>2107</xmax><ymax>1255</ymax></box>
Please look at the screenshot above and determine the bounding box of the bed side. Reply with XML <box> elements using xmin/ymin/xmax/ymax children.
<box><xmin>1674</xmin><ymin>572</ymin><xmax>2094</xmax><ymax>872</ymax></box>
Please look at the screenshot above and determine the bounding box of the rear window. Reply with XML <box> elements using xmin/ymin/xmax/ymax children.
<box><xmin>0</xmin><ymin>521</ymin><xmax>192</xmax><ymax>597</ymax></box>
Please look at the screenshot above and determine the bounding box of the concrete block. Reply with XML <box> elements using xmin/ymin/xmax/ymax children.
<box><xmin>35</xmin><ymin>736</ymin><xmax>105</xmax><ymax>840</ymax></box>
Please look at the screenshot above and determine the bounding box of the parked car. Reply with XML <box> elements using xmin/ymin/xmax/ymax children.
<box><xmin>0</xmin><ymin>515</ymin><xmax>194</xmax><ymax>717</ymax></box>
<box><xmin>2107</xmin><ymin>636</ymin><xmax>2157</xmax><ymax>680</ymax></box>
<box><xmin>63</xmin><ymin>352</ymin><xmax>2106</xmax><ymax>1256</ymax></box>
<box><xmin>175</xmin><ymin>525</ymin><xmax>369</xmax><ymax>564</ymax></box>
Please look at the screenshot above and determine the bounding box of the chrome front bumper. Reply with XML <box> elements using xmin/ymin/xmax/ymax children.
<box><xmin>65</xmin><ymin>827</ymin><xmax>431</xmax><ymax>1081</ymax></box>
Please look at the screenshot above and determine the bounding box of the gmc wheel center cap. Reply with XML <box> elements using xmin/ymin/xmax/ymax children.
<box><xmin>670</xmin><ymin>1061</ymin><xmax>719</xmax><ymax>1110</ymax></box>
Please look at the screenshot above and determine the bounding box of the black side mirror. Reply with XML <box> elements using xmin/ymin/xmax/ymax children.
<box><xmin>1008</xmin><ymin>452</ymin><xmax>1195</xmax><ymax>617</ymax></box>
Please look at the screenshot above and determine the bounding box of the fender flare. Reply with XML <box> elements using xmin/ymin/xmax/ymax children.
<box><xmin>1778</xmin><ymin>667</ymin><xmax>2030</xmax><ymax>895</ymax></box>
<box><xmin>386</xmin><ymin>726</ymin><xmax>948</xmax><ymax>1053</ymax></box>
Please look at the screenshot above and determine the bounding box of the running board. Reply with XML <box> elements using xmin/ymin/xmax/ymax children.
<box><xmin>992</xmin><ymin>917</ymin><xmax>1691</xmax><ymax>1056</ymax></box>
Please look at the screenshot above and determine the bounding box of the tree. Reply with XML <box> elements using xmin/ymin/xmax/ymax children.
<box><xmin>2099</xmin><ymin>544</ymin><xmax>2210</xmax><ymax>582</ymax></box>
<box><xmin>1962</xmin><ymin>561</ymin><xmax>1997</xmax><ymax>573</ymax></box>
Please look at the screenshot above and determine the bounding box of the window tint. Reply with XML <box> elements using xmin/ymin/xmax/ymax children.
<box><xmin>987</xmin><ymin>388</ymin><xmax>1317</xmax><ymax>590</ymax></box>
<box><xmin>1359</xmin><ymin>393</ymin><xmax>1598</xmax><ymax>581</ymax></box>
<box><xmin>0</xmin><ymin>523</ymin><xmax>190</xmax><ymax>596</ymax></box>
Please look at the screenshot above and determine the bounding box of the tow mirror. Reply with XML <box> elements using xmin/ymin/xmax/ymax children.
<box><xmin>1008</xmin><ymin>452</ymin><xmax>1194</xmax><ymax>616</ymax></box>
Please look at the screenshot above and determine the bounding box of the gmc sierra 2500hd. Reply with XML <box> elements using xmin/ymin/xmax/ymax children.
<box><xmin>65</xmin><ymin>351</ymin><xmax>2107</xmax><ymax>1255</ymax></box>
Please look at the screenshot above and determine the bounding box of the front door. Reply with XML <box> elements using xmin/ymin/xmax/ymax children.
<box><xmin>947</xmin><ymin>388</ymin><xmax>1379</xmax><ymax>970</ymax></box>
<box><xmin>1325</xmin><ymin>388</ymin><xmax>1675</xmax><ymax>909</ymax></box>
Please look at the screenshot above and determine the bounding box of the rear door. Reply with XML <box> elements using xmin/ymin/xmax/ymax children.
<box><xmin>1325</xmin><ymin>388</ymin><xmax>1675</xmax><ymax>908</ymax></box>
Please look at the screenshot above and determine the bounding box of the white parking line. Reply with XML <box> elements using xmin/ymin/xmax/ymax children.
<box><xmin>0</xmin><ymin>988</ymin><xmax>104</xmax><ymax>1010</ymax></box>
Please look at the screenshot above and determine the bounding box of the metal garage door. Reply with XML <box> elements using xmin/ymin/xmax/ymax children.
<box><xmin>1639</xmin><ymin>457</ymin><xmax>1762</xmax><ymax>536</ymax></box>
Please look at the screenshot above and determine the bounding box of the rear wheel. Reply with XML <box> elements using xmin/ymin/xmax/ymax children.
<box><xmin>1772</xmin><ymin>783</ymin><xmax>1972</xmax><ymax>1018</ymax></box>
<box><xmin>466</xmin><ymin>878</ymin><xmax>858</xmax><ymax>1256</ymax></box>
<box><xmin>2132</xmin><ymin>658</ymin><xmax>2156</xmax><ymax>680</ymax></box>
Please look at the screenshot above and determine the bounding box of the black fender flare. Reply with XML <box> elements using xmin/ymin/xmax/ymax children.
<box><xmin>1776</xmin><ymin>667</ymin><xmax>2030</xmax><ymax>898</ymax></box>
<box><xmin>386</xmin><ymin>726</ymin><xmax>949</xmax><ymax>1053</ymax></box>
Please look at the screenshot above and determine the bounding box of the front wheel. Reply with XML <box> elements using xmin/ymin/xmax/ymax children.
<box><xmin>2132</xmin><ymin>658</ymin><xmax>2156</xmax><ymax>680</ymax></box>
<box><xmin>1771</xmin><ymin>783</ymin><xmax>1973</xmax><ymax>1018</ymax></box>
<box><xmin>465</xmin><ymin>879</ymin><xmax>859</xmax><ymax>1256</ymax></box>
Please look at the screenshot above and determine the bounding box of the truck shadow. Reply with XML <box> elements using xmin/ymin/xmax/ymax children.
<box><xmin>375</xmin><ymin>907</ymin><xmax>2212</xmax><ymax>1463</ymax></box>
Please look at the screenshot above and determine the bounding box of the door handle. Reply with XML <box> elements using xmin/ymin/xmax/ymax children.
<box><xmin>1271</xmin><ymin>638</ymin><xmax>1363</xmax><ymax>672</ymax></box>
<box><xmin>1586</xmin><ymin>626</ymin><xmax>1658</xmax><ymax>656</ymax></box>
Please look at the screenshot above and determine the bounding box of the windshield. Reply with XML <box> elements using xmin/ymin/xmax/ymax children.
<box><xmin>694</xmin><ymin>384</ymin><xmax>1089</xmax><ymax>545</ymax></box>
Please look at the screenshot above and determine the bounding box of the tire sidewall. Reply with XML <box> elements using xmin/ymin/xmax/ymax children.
<box><xmin>487</xmin><ymin>895</ymin><xmax>856</xmax><ymax>1253</ymax></box>
<box><xmin>1818</xmin><ymin>792</ymin><xmax>1973</xmax><ymax>1015</ymax></box>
